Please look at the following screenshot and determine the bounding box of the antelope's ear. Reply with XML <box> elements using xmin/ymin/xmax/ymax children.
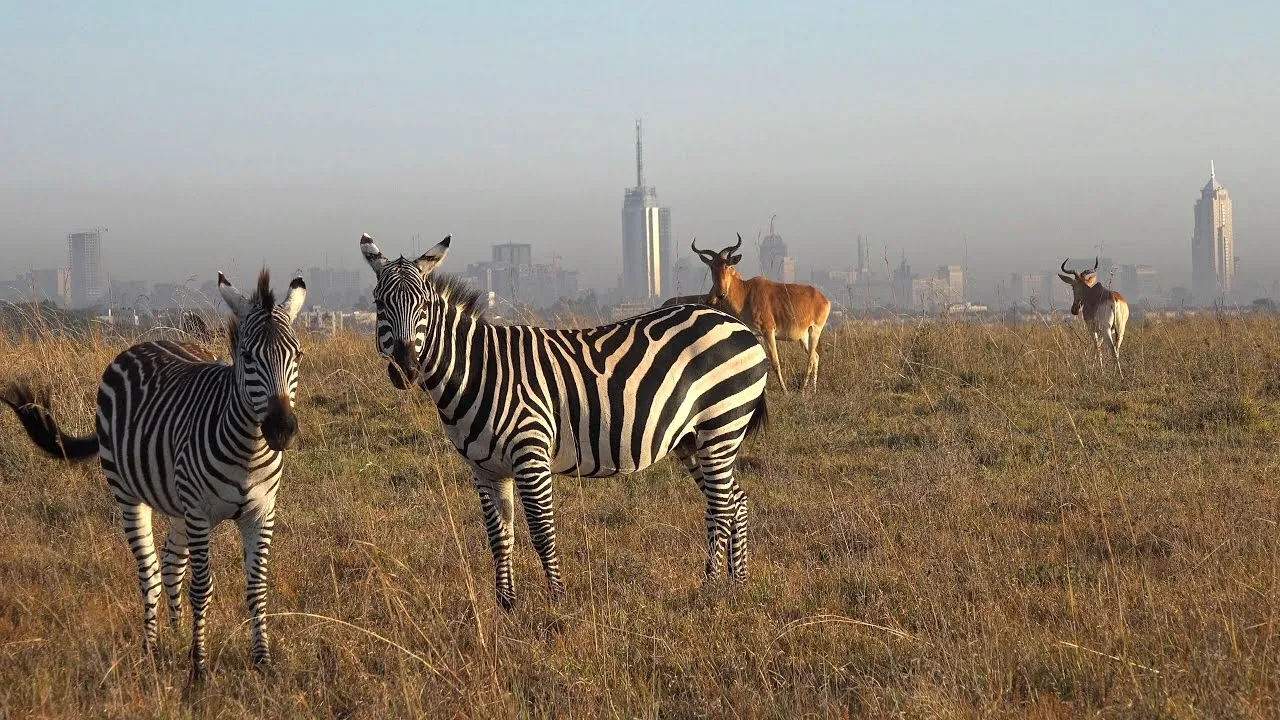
<box><xmin>1058</xmin><ymin>273</ymin><xmax>1075</xmax><ymax>285</ymax></box>
<box><xmin>218</xmin><ymin>272</ymin><xmax>252</xmax><ymax>318</ymax></box>
<box><xmin>280</xmin><ymin>277</ymin><xmax>307</xmax><ymax>322</ymax></box>
<box><xmin>415</xmin><ymin>235</ymin><xmax>451</xmax><ymax>276</ymax></box>
<box><xmin>728</xmin><ymin>254</ymin><xmax>743</xmax><ymax>266</ymax></box>
<box><xmin>360</xmin><ymin>233</ymin><xmax>387</xmax><ymax>273</ymax></box>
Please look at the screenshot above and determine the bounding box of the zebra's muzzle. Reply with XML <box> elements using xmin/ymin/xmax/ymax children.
<box><xmin>262</xmin><ymin>396</ymin><xmax>298</xmax><ymax>451</ymax></box>
<box><xmin>388</xmin><ymin>341</ymin><xmax>418</xmax><ymax>390</ymax></box>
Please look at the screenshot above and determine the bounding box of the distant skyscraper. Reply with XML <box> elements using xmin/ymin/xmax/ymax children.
<box><xmin>1192</xmin><ymin>162</ymin><xmax>1234</xmax><ymax>303</ymax></box>
<box><xmin>492</xmin><ymin>243</ymin><xmax>533</xmax><ymax>267</ymax></box>
<box><xmin>938</xmin><ymin>265</ymin><xmax>964</xmax><ymax>304</ymax></box>
<box><xmin>68</xmin><ymin>229</ymin><xmax>105</xmax><ymax>308</ymax></box>
<box><xmin>758</xmin><ymin>215</ymin><xmax>789</xmax><ymax>280</ymax></box>
<box><xmin>620</xmin><ymin>120</ymin><xmax>673</xmax><ymax>300</ymax></box>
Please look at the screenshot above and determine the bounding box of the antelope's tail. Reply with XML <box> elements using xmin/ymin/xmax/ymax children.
<box><xmin>1</xmin><ymin>383</ymin><xmax>100</xmax><ymax>461</ymax></box>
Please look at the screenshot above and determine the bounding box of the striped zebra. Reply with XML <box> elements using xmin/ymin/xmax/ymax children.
<box><xmin>1</xmin><ymin>270</ymin><xmax>306</xmax><ymax>681</ymax></box>
<box><xmin>360</xmin><ymin>233</ymin><xmax>770</xmax><ymax>609</ymax></box>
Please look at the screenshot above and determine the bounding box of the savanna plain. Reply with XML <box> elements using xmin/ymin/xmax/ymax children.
<box><xmin>1</xmin><ymin>313</ymin><xmax>1278</xmax><ymax>718</ymax></box>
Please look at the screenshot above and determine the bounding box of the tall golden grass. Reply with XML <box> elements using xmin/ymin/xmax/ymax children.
<box><xmin>0</xmin><ymin>313</ymin><xmax>1277</xmax><ymax>717</ymax></box>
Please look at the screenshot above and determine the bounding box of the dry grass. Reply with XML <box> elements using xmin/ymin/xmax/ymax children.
<box><xmin>1</xmin><ymin>313</ymin><xmax>1278</xmax><ymax>718</ymax></box>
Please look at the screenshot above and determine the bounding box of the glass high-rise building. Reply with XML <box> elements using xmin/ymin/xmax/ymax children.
<box><xmin>620</xmin><ymin>121</ymin><xmax>673</xmax><ymax>301</ymax></box>
<box><xmin>68</xmin><ymin>229</ymin><xmax>104</xmax><ymax>308</ymax></box>
<box><xmin>1192</xmin><ymin>163</ymin><xmax>1234</xmax><ymax>303</ymax></box>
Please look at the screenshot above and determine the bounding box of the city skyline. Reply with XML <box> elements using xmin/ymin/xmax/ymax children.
<box><xmin>3</xmin><ymin>4</ymin><xmax>1277</xmax><ymax>292</ymax></box>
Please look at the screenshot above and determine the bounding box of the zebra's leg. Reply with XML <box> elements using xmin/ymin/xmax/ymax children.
<box><xmin>515</xmin><ymin>455</ymin><xmax>565</xmax><ymax>603</ymax></box>
<box><xmin>695</xmin><ymin>444</ymin><xmax>738</xmax><ymax>582</ymax></box>
<box><xmin>185</xmin><ymin>513</ymin><xmax>214</xmax><ymax>682</ymax></box>
<box><xmin>161</xmin><ymin>516</ymin><xmax>189</xmax><ymax>630</ymax></box>
<box><xmin>238</xmin><ymin>509</ymin><xmax>276</xmax><ymax>667</ymax></box>
<box><xmin>475</xmin><ymin>474</ymin><xmax>518</xmax><ymax>610</ymax></box>
<box><xmin>120</xmin><ymin>501</ymin><xmax>162</xmax><ymax>653</ymax></box>
<box><xmin>728</xmin><ymin>478</ymin><xmax>750</xmax><ymax>583</ymax></box>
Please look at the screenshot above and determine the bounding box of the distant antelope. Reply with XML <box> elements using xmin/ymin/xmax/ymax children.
<box><xmin>695</xmin><ymin>234</ymin><xmax>832</xmax><ymax>392</ymax></box>
<box><xmin>1058</xmin><ymin>257</ymin><xmax>1129</xmax><ymax>376</ymax></box>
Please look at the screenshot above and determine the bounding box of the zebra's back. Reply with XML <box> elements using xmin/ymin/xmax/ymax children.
<box><xmin>448</xmin><ymin>305</ymin><xmax>769</xmax><ymax>478</ymax></box>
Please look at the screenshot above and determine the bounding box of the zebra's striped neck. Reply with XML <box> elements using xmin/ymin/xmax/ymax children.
<box><xmin>416</xmin><ymin>299</ymin><xmax>481</xmax><ymax>417</ymax></box>
<box><xmin>213</xmin><ymin>362</ymin><xmax>276</xmax><ymax>457</ymax></box>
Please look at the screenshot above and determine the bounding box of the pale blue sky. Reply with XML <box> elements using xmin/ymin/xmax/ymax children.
<box><xmin>2</xmin><ymin>2</ymin><xmax>1277</xmax><ymax>290</ymax></box>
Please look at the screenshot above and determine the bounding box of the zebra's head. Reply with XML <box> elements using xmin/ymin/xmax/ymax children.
<box><xmin>218</xmin><ymin>270</ymin><xmax>307</xmax><ymax>451</ymax></box>
<box><xmin>359</xmin><ymin>233</ymin><xmax>450</xmax><ymax>389</ymax></box>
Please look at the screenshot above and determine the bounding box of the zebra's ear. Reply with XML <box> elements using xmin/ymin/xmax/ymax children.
<box><xmin>415</xmin><ymin>235</ymin><xmax>451</xmax><ymax>276</ymax></box>
<box><xmin>360</xmin><ymin>233</ymin><xmax>387</xmax><ymax>273</ymax></box>
<box><xmin>280</xmin><ymin>277</ymin><xmax>307</xmax><ymax>322</ymax></box>
<box><xmin>217</xmin><ymin>272</ymin><xmax>252</xmax><ymax>318</ymax></box>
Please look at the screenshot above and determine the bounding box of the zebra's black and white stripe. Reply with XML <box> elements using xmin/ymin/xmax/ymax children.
<box><xmin>360</xmin><ymin>233</ymin><xmax>769</xmax><ymax>609</ymax></box>
<box><xmin>1</xmin><ymin>270</ymin><xmax>306</xmax><ymax>680</ymax></box>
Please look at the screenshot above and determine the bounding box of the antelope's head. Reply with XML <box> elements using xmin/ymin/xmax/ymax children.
<box><xmin>693</xmin><ymin>234</ymin><xmax>745</xmax><ymax>309</ymax></box>
<box><xmin>1057</xmin><ymin>257</ymin><xmax>1100</xmax><ymax>316</ymax></box>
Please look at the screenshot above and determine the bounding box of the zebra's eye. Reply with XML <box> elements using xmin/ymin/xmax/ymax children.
<box><xmin>240</xmin><ymin>349</ymin><xmax>252</xmax><ymax>362</ymax></box>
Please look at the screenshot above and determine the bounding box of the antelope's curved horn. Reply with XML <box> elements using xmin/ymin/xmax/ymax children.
<box><xmin>1092</xmin><ymin>256</ymin><xmax>1099</xmax><ymax>271</ymax></box>
<box><xmin>691</xmin><ymin>236</ymin><xmax>715</xmax><ymax>259</ymax></box>
<box><xmin>731</xmin><ymin>232</ymin><xmax>743</xmax><ymax>254</ymax></box>
<box><xmin>1060</xmin><ymin>258</ymin><xmax>1071</xmax><ymax>275</ymax></box>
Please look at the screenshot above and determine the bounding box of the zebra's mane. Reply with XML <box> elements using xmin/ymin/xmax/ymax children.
<box><xmin>251</xmin><ymin>269</ymin><xmax>275</xmax><ymax>311</ymax></box>
<box><xmin>428</xmin><ymin>272</ymin><xmax>486</xmax><ymax>321</ymax></box>
<box><xmin>224</xmin><ymin>269</ymin><xmax>282</xmax><ymax>355</ymax></box>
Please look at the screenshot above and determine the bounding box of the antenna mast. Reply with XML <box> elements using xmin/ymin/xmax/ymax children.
<box><xmin>635</xmin><ymin>119</ymin><xmax>644</xmax><ymax>188</ymax></box>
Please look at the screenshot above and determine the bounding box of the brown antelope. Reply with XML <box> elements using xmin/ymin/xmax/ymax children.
<box><xmin>1058</xmin><ymin>257</ymin><xmax>1130</xmax><ymax>376</ymax></box>
<box><xmin>695</xmin><ymin>234</ymin><xmax>831</xmax><ymax>392</ymax></box>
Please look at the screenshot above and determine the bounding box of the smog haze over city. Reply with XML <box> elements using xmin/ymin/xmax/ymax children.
<box><xmin>2</xmin><ymin>2</ymin><xmax>1278</xmax><ymax>305</ymax></box>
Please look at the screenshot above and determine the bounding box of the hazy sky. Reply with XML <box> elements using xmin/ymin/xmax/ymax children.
<box><xmin>2</xmin><ymin>2</ymin><xmax>1278</xmax><ymax>292</ymax></box>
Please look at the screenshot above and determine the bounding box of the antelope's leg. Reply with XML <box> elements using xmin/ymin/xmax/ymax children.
<box><xmin>765</xmin><ymin>329</ymin><xmax>788</xmax><ymax>393</ymax></box>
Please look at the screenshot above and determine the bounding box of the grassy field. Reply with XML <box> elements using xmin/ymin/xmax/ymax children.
<box><xmin>1</xmin><ymin>312</ymin><xmax>1278</xmax><ymax>718</ymax></box>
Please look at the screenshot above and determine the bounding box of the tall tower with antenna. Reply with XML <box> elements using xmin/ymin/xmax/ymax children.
<box><xmin>1192</xmin><ymin>161</ymin><xmax>1234</xmax><ymax>303</ymax></box>
<box><xmin>620</xmin><ymin>119</ymin><xmax>673</xmax><ymax>301</ymax></box>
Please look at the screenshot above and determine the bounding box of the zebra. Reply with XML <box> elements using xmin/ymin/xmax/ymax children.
<box><xmin>359</xmin><ymin>233</ymin><xmax>770</xmax><ymax>609</ymax></box>
<box><xmin>1</xmin><ymin>270</ymin><xmax>306</xmax><ymax>681</ymax></box>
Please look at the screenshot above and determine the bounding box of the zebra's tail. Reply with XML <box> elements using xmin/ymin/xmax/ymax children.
<box><xmin>1</xmin><ymin>383</ymin><xmax>100</xmax><ymax>461</ymax></box>
<box><xmin>743</xmin><ymin>391</ymin><xmax>769</xmax><ymax>439</ymax></box>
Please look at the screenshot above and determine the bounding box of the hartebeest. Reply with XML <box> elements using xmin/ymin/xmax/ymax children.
<box><xmin>1058</xmin><ymin>257</ymin><xmax>1130</xmax><ymax>376</ymax></box>
<box><xmin>695</xmin><ymin>234</ymin><xmax>831</xmax><ymax>392</ymax></box>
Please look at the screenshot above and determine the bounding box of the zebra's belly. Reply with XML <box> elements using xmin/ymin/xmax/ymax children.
<box><xmin>98</xmin><ymin>427</ymin><xmax>279</xmax><ymax>522</ymax></box>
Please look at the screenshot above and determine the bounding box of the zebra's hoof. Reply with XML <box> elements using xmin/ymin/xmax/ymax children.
<box><xmin>252</xmin><ymin>653</ymin><xmax>272</xmax><ymax>669</ymax></box>
<box><xmin>188</xmin><ymin>663</ymin><xmax>205</xmax><ymax>684</ymax></box>
<box><xmin>497</xmin><ymin>594</ymin><xmax>517</xmax><ymax>611</ymax></box>
<box><xmin>548</xmin><ymin>586</ymin><xmax>566</xmax><ymax>604</ymax></box>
